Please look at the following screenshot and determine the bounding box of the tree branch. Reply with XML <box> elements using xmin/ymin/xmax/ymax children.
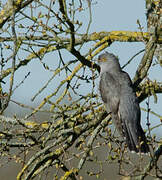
<box><xmin>133</xmin><ymin>36</ymin><xmax>157</xmax><ymax>87</ymax></box>
<box><xmin>135</xmin><ymin>145</ymin><xmax>162</xmax><ymax>180</ymax></box>
<box><xmin>0</xmin><ymin>0</ymin><xmax>34</xmax><ymax>28</ymax></box>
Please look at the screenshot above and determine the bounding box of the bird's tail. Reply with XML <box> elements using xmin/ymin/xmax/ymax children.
<box><xmin>125</xmin><ymin>125</ymin><xmax>149</xmax><ymax>153</ymax></box>
<box><xmin>111</xmin><ymin>113</ymin><xmax>149</xmax><ymax>153</ymax></box>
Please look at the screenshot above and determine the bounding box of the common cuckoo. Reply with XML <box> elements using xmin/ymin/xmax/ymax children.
<box><xmin>98</xmin><ymin>52</ymin><xmax>149</xmax><ymax>153</ymax></box>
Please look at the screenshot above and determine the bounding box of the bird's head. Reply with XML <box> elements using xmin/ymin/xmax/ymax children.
<box><xmin>98</xmin><ymin>52</ymin><xmax>121</xmax><ymax>73</ymax></box>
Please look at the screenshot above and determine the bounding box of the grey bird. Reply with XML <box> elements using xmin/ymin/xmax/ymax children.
<box><xmin>98</xmin><ymin>52</ymin><xmax>149</xmax><ymax>153</ymax></box>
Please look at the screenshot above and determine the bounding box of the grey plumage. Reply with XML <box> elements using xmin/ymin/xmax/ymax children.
<box><xmin>98</xmin><ymin>52</ymin><xmax>149</xmax><ymax>153</ymax></box>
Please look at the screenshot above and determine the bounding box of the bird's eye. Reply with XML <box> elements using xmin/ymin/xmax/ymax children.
<box><xmin>98</xmin><ymin>57</ymin><xmax>101</xmax><ymax>62</ymax></box>
<box><xmin>100</xmin><ymin>57</ymin><xmax>107</xmax><ymax>62</ymax></box>
<box><xmin>98</xmin><ymin>55</ymin><xmax>107</xmax><ymax>62</ymax></box>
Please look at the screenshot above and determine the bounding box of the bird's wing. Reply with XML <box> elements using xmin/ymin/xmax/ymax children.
<box><xmin>99</xmin><ymin>72</ymin><xmax>120</xmax><ymax>113</ymax></box>
<box><xmin>118</xmin><ymin>98</ymin><xmax>140</xmax><ymax>151</ymax></box>
<box><xmin>119</xmin><ymin>100</ymin><xmax>149</xmax><ymax>152</ymax></box>
<box><xmin>118</xmin><ymin>72</ymin><xmax>149</xmax><ymax>152</ymax></box>
<box><xmin>99</xmin><ymin>72</ymin><xmax>125</xmax><ymax>136</ymax></box>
